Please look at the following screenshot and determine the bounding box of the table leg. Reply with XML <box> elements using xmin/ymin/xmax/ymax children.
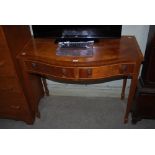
<box><xmin>124</xmin><ymin>75</ymin><xmax>138</xmax><ymax>123</ymax></box>
<box><xmin>42</xmin><ymin>78</ymin><xmax>49</xmax><ymax>96</ymax></box>
<box><xmin>121</xmin><ymin>77</ymin><xmax>127</xmax><ymax>100</ymax></box>
<box><xmin>36</xmin><ymin>111</ymin><xmax>41</xmax><ymax>118</ymax></box>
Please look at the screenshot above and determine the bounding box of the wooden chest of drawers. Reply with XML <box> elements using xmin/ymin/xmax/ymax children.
<box><xmin>0</xmin><ymin>26</ymin><xmax>44</xmax><ymax>124</ymax></box>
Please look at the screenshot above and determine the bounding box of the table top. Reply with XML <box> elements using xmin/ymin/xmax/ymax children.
<box><xmin>19</xmin><ymin>36</ymin><xmax>143</xmax><ymax>67</ymax></box>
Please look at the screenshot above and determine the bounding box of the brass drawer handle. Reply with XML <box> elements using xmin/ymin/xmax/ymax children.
<box><xmin>10</xmin><ymin>105</ymin><xmax>20</xmax><ymax>109</ymax></box>
<box><xmin>121</xmin><ymin>65</ymin><xmax>128</xmax><ymax>73</ymax></box>
<box><xmin>0</xmin><ymin>61</ymin><xmax>5</xmax><ymax>67</ymax></box>
<box><xmin>87</xmin><ymin>68</ymin><xmax>92</xmax><ymax>76</ymax></box>
<box><xmin>62</xmin><ymin>68</ymin><xmax>67</xmax><ymax>76</ymax></box>
<box><xmin>31</xmin><ymin>62</ymin><xmax>37</xmax><ymax>67</ymax></box>
<box><xmin>0</xmin><ymin>87</ymin><xmax>14</xmax><ymax>91</ymax></box>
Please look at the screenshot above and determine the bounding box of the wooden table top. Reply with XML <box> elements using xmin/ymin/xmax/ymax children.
<box><xmin>19</xmin><ymin>36</ymin><xmax>143</xmax><ymax>67</ymax></box>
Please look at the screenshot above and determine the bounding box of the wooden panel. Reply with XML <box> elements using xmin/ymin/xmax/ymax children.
<box><xmin>79</xmin><ymin>68</ymin><xmax>93</xmax><ymax>78</ymax></box>
<box><xmin>0</xmin><ymin>26</ymin><xmax>40</xmax><ymax>124</ymax></box>
<box><xmin>79</xmin><ymin>64</ymin><xmax>134</xmax><ymax>79</ymax></box>
<box><xmin>19</xmin><ymin>36</ymin><xmax>143</xmax><ymax>67</ymax></box>
<box><xmin>119</xmin><ymin>64</ymin><xmax>135</xmax><ymax>74</ymax></box>
<box><xmin>0</xmin><ymin>27</ymin><xmax>16</xmax><ymax>76</ymax></box>
<box><xmin>27</xmin><ymin>73</ymin><xmax>44</xmax><ymax>116</ymax></box>
<box><xmin>0</xmin><ymin>91</ymin><xmax>24</xmax><ymax>111</ymax></box>
<box><xmin>0</xmin><ymin>90</ymin><xmax>31</xmax><ymax>122</ymax></box>
<box><xmin>0</xmin><ymin>57</ymin><xmax>16</xmax><ymax>76</ymax></box>
<box><xmin>25</xmin><ymin>60</ymin><xmax>134</xmax><ymax>80</ymax></box>
<box><xmin>93</xmin><ymin>65</ymin><xmax>119</xmax><ymax>78</ymax></box>
<box><xmin>0</xmin><ymin>76</ymin><xmax>22</xmax><ymax>93</ymax></box>
<box><xmin>2</xmin><ymin>26</ymin><xmax>31</xmax><ymax>56</ymax></box>
<box><xmin>25</xmin><ymin>61</ymin><xmax>75</xmax><ymax>78</ymax></box>
<box><xmin>135</xmin><ymin>92</ymin><xmax>155</xmax><ymax>118</ymax></box>
<box><xmin>147</xmin><ymin>47</ymin><xmax>155</xmax><ymax>82</ymax></box>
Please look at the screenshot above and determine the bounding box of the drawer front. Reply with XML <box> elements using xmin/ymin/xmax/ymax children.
<box><xmin>137</xmin><ymin>93</ymin><xmax>155</xmax><ymax>116</ymax></box>
<box><xmin>0</xmin><ymin>56</ymin><xmax>16</xmax><ymax>76</ymax></box>
<box><xmin>0</xmin><ymin>30</ymin><xmax>16</xmax><ymax>76</ymax></box>
<box><xmin>119</xmin><ymin>64</ymin><xmax>134</xmax><ymax>74</ymax></box>
<box><xmin>0</xmin><ymin>76</ymin><xmax>22</xmax><ymax>93</ymax></box>
<box><xmin>79</xmin><ymin>64</ymin><xmax>134</xmax><ymax>79</ymax></box>
<box><xmin>25</xmin><ymin>61</ymin><xmax>75</xmax><ymax>78</ymax></box>
<box><xmin>0</xmin><ymin>91</ymin><xmax>25</xmax><ymax>112</ymax></box>
<box><xmin>25</xmin><ymin>61</ymin><xmax>134</xmax><ymax>80</ymax></box>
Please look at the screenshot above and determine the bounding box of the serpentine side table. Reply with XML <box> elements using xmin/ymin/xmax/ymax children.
<box><xmin>17</xmin><ymin>36</ymin><xmax>143</xmax><ymax>123</ymax></box>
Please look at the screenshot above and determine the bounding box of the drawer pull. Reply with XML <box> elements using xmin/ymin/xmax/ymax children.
<box><xmin>32</xmin><ymin>62</ymin><xmax>37</xmax><ymax>67</ymax></box>
<box><xmin>62</xmin><ymin>68</ymin><xmax>67</xmax><ymax>76</ymax></box>
<box><xmin>0</xmin><ymin>61</ymin><xmax>5</xmax><ymax>67</ymax></box>
<box><xmin>121</xmin><ymin>65</ymin><xmax>128</xmax><ymax>73</ymax></box>
<box><xmin>10</xmin><ymin>105</ymin><xmax>20</xmax><ymax>109</ymax></box>
<box><xmin>0</xmin><ymin>87</ymin><xmax>14</xmax><ymax>91</ymax></box>
<box><xmin>87</xmin><ymin>69</ymin><xmax>92</xmax><ymax>76</ymax></box>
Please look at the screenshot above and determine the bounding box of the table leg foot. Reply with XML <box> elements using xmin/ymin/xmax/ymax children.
<box><xmin>124</xmin><ymin>118</ymin><xmax>128</xmax><ymax>123</ymax></box>
<box><xmin>121</xmin><ymin>94</ymin><xmax>125</xmax><ymax>100</ymax></box>
<box><xmin>36</xmin><ymin>111</ymin><xmax>41</xmax><ymax>118</ymax></box>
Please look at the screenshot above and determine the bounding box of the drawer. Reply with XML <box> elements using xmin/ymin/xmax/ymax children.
<box><xmin>79</xmin><ymin>64</ymin><xmax>134</xmax><ymax>79</ymax></box>
<box><xmin>0</xmin><ymin>76</ymin><xmax>22</xmax><ymax>93</ymax></box>
<box><xmin>0</xmin><ymin>56</ymin><xmax>16</xmax><ymax>76</ymax></box>
<box><xmin>25</xmin><ymin>61</ymin><xmax>75</xmax><ymax>78</ymax></box>
<box><xmin>0</xmin><ymin>91</ymin><xmax>25</xmax><ymax>112</ymax></box>
<box><xmin>119</xmin><ymin>64</ymin><xmax>134</xmax><ymax>74</ymax></box>
<box><xmin>0</xmin><ymin>31</ymin><xmax>16</xmax><ymax>76</ymax></box>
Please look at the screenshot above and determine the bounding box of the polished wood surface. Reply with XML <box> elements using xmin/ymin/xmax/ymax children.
<box><xmin>18</xmin><ymin>36</ymin><xmax>143</xmax><ymax>123</ymax></box>
<box><xmin>2</xmin><ymin>26</ymin><xmax>31</xmax><ymax>56</ymax></box>
<box><xmin>19</xmin><ymin>36</ymin><xmax>142</xmax><ymax>66</ymax></box>
<box><xmin>0</xmin><ymin>26</ymin><xmax>31</xmax><ymax>122</ymax></box>
<box><xmin>0</xmin><ymin>26</ymin><xmax>44</xmax><ymax>124</ymax></box>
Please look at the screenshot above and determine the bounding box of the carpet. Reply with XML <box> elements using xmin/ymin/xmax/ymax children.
<box><xmin>0</xmin><ymin>96</ymin><xmax>155</xmax><ymax>129</ymax></box>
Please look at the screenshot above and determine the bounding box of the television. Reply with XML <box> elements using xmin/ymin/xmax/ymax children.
<box><xmin>32</xmin><ymin>25</ymin><xmax>122</xmax><ymax>42</ymax></box>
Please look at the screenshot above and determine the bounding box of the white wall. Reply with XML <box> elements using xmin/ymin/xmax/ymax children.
<box><xmin>122</xmin><ymin>25</ymin><xmax>149</xmax><ymax>54</ymax></box>
<box><xmin>42</xmin><ymin>25</ymin><xmax>150</xmax><ymax>97</ymax></box>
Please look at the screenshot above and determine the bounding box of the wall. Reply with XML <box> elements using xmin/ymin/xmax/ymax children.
<box><xmin>31</xmin><ymin>25</ymin><xmax>150</xmax><ymax>97</ymax></box>
<box><xmin>122</xmin><ymin>25</ymin><xmax>149</xmax><ymax>54</ymax></box>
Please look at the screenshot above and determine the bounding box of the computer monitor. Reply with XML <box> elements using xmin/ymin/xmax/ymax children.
<box><xmin>32</xmin><ymin>25</ymin><xmax>122</xmax><ymax>42</ymax></box>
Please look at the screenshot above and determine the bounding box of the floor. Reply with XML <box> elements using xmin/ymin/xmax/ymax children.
<box><xmin>0</xmin><ymin>96</ymin><xmax>155</xmax><ymax>129</ymax></box>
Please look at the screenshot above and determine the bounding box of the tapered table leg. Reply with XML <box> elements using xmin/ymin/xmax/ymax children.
<box><xmin>42</xmin><ymin>78</ymin><xmax>49</xmax><ymax>96</ymax></box>
<box><xmin>36</xmin><ymin>111</ymin><xmax>40</xmax><ymax>118</ymax></box>
<box><xmin>124</xmin><ymin>75</ymin><xmax>138</xmax><ymax>123</ymax></box>
<box><xmin>121</xmin><ymin>77</ymin><xmax>127</xmax><ymax>100</ymax></box>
